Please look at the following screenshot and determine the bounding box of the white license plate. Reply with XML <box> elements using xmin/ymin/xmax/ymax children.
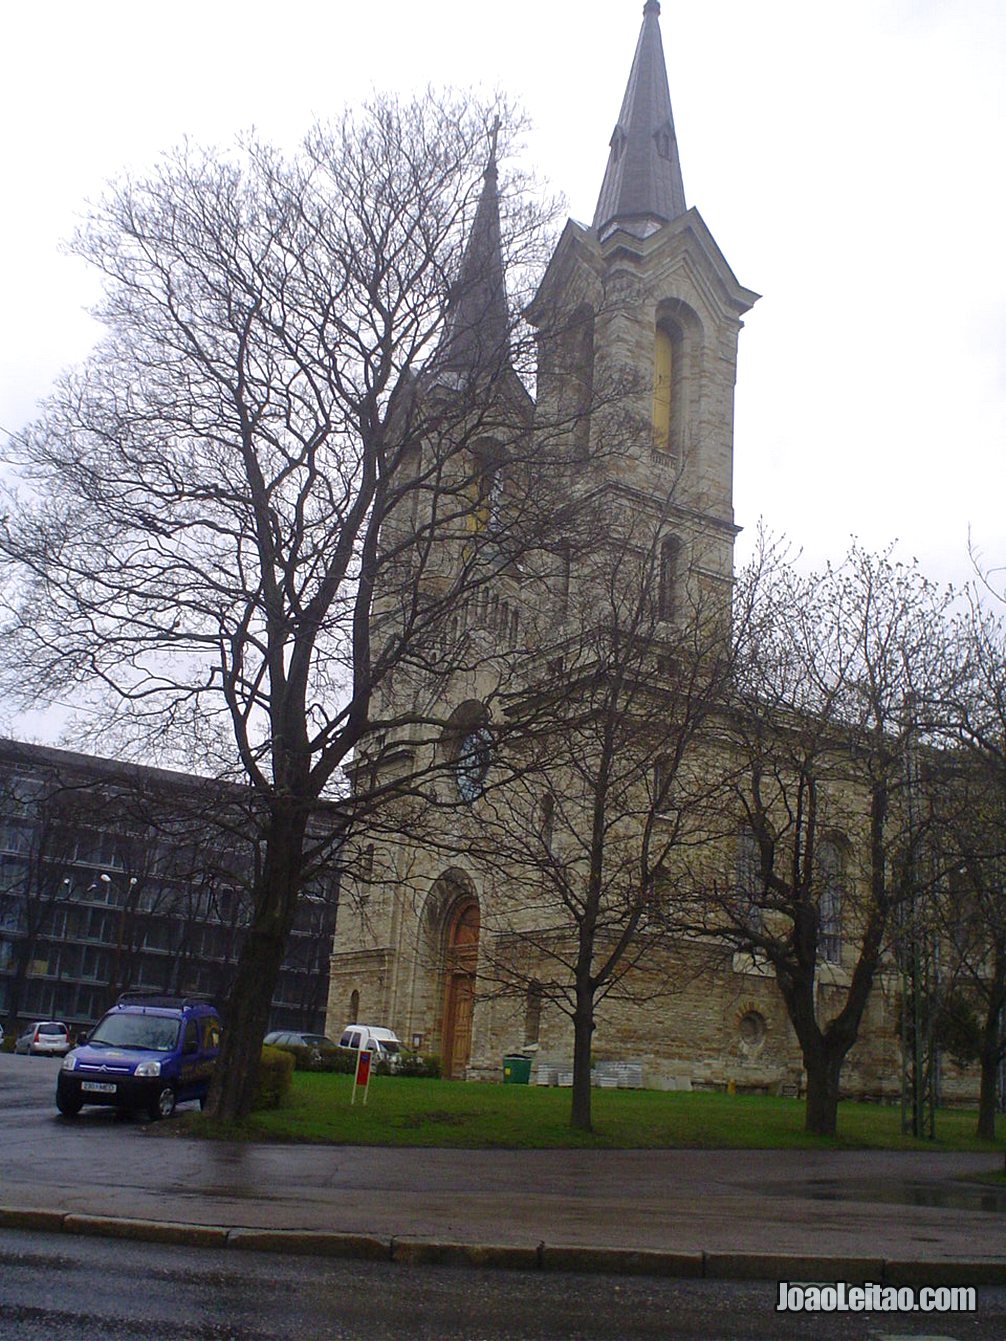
<box><xmin>81</xmin><ymin>1081</ymin><xmax>117</xmax><ymax>1094</ymax></box>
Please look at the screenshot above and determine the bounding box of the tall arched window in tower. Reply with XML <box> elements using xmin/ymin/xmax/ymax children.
<box><xmin>653</xmin><ymin>304</ymin><xmax>697</xmax><ymax>458</ymax></box>
<box><xmin>467</xmin><ymin>441</ymin><xmax>503</xmax><ymax>535</ymax></box>
<box><xmin>653</xmin><ymin>323</ymin><xmax>675</xmax><ymax>452</ymax></box>
<box><xmin>658</xmin><ymin>535</ymin><xmax>682</xmax><ymax>620</ymax></box>
<box><xmin>569</xmin><ymin>306</ymin><xmax>595</xmax><ymax>461</ymax></box>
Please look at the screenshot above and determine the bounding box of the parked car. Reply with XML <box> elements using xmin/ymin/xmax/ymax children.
<box><xmin>56</xmin><ymin>994</ymin><xmax>221</xmax><ymax>1120</ymax></box>
<box><xmin>15</xmin><ymin>1021</ymin><xmax>71</xmax><ymax>1057</ymax></box>
<box><xmin>338</xmin><ymin>1024</ymin><xmax>403</xmax><ymax>1070</ymax></box>
<box><xmin>263</xmin><ymin>1030</ymin><xmax>339</xmax><ymax>1067</ymax></box>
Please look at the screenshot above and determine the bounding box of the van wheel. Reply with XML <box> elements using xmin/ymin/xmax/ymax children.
<box><xmin>57</xmin><ymin>1093</ymin><xmax>82</xmax><ymax>1118</ymax></box>
<box><xmin>148</xmin><ymin>1085</ymin><xmax>176</xmax><ymax>1121</ymax></box>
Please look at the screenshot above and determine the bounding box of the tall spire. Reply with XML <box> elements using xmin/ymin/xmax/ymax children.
<box><xmin>438</xmin><ymin>121</ymin><xmax>510</xmax><ymax>380</ymax></box>
<box><xmin>593</xmin><ymin>1</ymin><xmax>686</xmax><ymax>240</ymax></box>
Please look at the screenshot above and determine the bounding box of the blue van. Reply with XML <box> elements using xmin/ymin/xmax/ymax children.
<box><xmin>56</xmin><ymin>994</ymin><xmax>222</xmax><ymax>1120</ymax></box>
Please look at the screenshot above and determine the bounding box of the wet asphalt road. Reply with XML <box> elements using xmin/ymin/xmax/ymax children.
<box><xmin>3</xmin><ymin>1229</ymin><xmax>1006</xmax><ymax>1341</ymax></box>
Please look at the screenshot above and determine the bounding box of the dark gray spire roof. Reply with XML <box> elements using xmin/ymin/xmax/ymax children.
<box><xmin>593</xmin><ymin>1</ymin><xmax>686</xmax><ymax>240</ymax></box>
<box><xmin>438</xmin><ymin>128</ymin><xmax>510</xmax><ymax>379</ymax></box>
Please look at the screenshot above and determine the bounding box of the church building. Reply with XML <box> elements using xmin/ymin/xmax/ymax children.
<box><xmin>325</xmin><ymin>2</ymin><xmax>907</xmax><ymax>1101</ymax></box>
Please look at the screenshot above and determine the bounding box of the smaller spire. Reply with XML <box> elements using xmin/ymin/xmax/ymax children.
<box><xmin>438</xmin><ymin>121</ymin><xmax>510</xmax><ymax>380</ymax></box>
<box><xmin>593</xmin><ymin>1</ymin><xmax>686</xmax><ymax>240</ymax></box>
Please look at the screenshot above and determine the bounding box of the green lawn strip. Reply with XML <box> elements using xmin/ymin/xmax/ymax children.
<box><xmin>189</xmin><ymin>1074</ymin><xmax>1005</xmax><ymax>1151</ymax></box>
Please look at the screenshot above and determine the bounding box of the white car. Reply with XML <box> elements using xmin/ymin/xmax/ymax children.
<box><xmin>338</xmin><ymin>1024</ymin><xmax>402</xmax><ymax>1069</ymax></box>
<box><xmin>15</xmin><ymin>1021</ymin><xmax>71</xmax><ymax>1057</ymax></box>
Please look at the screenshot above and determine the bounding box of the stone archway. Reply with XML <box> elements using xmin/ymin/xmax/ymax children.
<box><xmin>441</xmin><ymin>898</ymin><xmax>480</xmax><ymax>1079</ymax></box>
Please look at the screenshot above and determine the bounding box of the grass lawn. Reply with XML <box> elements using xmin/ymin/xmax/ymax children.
<box><xmin>189</xmin><ymin>1072</ymin><xmax>1006</xmax><ymax>1152</ymax></box>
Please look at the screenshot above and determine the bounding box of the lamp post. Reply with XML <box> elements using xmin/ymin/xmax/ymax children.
<box><xmin>899</xmin><ymin>693</ymin><xmax>936</xmax><ymax>1140</ymax></box>
<box><xmin>103</xmin><ymin>872</ymin><xmax>138</xmax><ymax>1003</ymax></box>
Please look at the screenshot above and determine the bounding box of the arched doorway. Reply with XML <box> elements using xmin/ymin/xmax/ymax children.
<box><xmin>441</xmin><ymin>898</ymin><xmax>480</xmax><ymax>1078</ymax></box>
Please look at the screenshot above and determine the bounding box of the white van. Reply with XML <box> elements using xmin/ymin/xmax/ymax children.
<box><xmin>338</xmin><ymin>1024</ymin><xmax>402</xmax><ymax>1070</ymax></box>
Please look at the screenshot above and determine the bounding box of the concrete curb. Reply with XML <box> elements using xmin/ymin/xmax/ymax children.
<box><xmin>226</xmin><ymin>1228</ymin><xmax>391</xmax><ymax>1261</ymax></box>
<box><xmin>1</xmin><ymin>1207</ymin><xmax>1003</xmax><ymax>1285</ymax></box>
<box><xmin>392</xmin><ymin>1238</ymin><xmax>541</xmax><ymax>1271</ymax></box>
<box><xmin>541</xmin><ymin>1245</ymin><xmax>703</xmax><ymax>1277</ymax></box>
<box><xmin>702</xmin><ymin>1253</ymin><xmax>884</xmax><ymax>1283</ymax></box>
<box><xmin>62</xmin><ymin>1214</ymin><xmax>229</xmax><ymax>1250</ymax></box>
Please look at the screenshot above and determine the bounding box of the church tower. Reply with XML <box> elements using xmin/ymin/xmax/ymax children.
<box><xmin>528</xmin><ymin>0</ymin><xmax>757</xmax><ymax>611</ymax></box>
<box><xmin>326</xmin><ymin>2</ymin><xmax>758</xmax><ymax>1079</ymax></box>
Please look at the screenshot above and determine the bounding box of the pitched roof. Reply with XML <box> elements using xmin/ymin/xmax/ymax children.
<box><xmin>593</xmin><ymin>1</ymin><xmax>686</xmax><ymax>240</ymax></box>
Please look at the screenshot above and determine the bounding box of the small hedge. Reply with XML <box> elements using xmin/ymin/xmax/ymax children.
<box><xmin>254</xmin><ymin>1044</ymin><xmax>295</xmax><ymax>1109</ymax></box>
<box><xmin>266</xmin><ymin>1042</ymin><xmax>441</xmax><ymax>1079</ymax></box>
<box><xmin>396</xmin><ymin>1051</ymin><xmax>440</xmax><ymax>1079</ymax></box>
<box><xmin>269</xmin><ymin>1042</ymin><xmax>356</xmax><ymax>1073</ymax></box>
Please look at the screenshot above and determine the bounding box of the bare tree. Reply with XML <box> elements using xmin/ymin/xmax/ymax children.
<box><xmin>938</xmin><ymin>596</ymin><xmax>1006</xmax><ymax>1138</ymax></box>
<box><xmin>924</xmin><ymin>757</ymin><xmax>1005</xmax><ymax>1140</ymax></box>
<box><xmin>0</xmin><ymin>95</ymin><xmax>563</xmax><ymax>1117</ymax></box>
<box><xmin>676</xmin><ymin>542</ymin><xmax>956</xmax><ymax>1136</ymax></box>
<box><xmin>459</xmin><ymin>511</ymin><xmax>737</xmax><ymax>1131</ymax></box>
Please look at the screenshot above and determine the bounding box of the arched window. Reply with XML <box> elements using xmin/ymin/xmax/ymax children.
<box><xmin>348</xmin><ymin>989</ymin><xmax>359</xmax><ymax>1025</ymax></box>
<box><xmin>816</xmin><ymin>838</ymin><xmax>844</xmax><ymax>963</ymax></box>
<box><xmin>658</xmin><ymin>535</ymin><xmax>682</xmax><ymax>620</ymax></box>
<box><xmin>653</xmin><ymin>304</ymin><xmax>696</xmax><ymax>458</ymax></box>
<box><xmin>467</xmin><ymin>441</ymin><xmax>503</xmax><ymax>535</ymax></box>
<box><xmin>538</xmin><ymin>792</ymin><xmax>555</xmax><ymax>852</ymax></box>
<box><xmin>735</xmin><ymin>829</ymin><xmax>763</xmax><ymax>930</ymax></box>
<box><xmin>524</xmin><ymin>981</ymin><xmax>543</xmax><ymax>1046</ymax></box>
<box><xmin>653</xmin><ymin>324</ymin><xmax>674</xmax><ymax>452</ymax></box>
<box><xmin>569</xmin><ymin>308</ymin><xmax>594</xmax><ymax>461</ymax></box>
<box><xmin>360</xmin><ymin>844</ymin><xmax>375</xmax><ymax>881</ymax></box>
<box><xmin>557</xmin><ymin>539</ymin><xmax>571</xmax><ymax>611</ymax></box>
<box><xmin>653</xmin><ymin>755</ymin><xmax>673</xmax><ymax>812</ymax></box>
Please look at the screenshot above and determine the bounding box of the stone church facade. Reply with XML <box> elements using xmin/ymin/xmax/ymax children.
<box><xmin>325</xmin><ymin>3</ymin><xmax>917</xmax><ymax>1100</ymax></box>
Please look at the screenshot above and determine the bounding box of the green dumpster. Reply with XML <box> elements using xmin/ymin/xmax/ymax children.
<box><xmin>502</xmin><ymin>1054</ymin><xmax>531</xmax><ymax>1084</ymax></box>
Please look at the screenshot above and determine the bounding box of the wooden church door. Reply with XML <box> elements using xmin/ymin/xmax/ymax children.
<box><xmin>441</xmin><ymin>899</ymin><xmax>479</xmax><ymax>1078</ymax></box>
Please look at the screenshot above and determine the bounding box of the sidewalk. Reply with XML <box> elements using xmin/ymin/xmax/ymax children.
<box><xmin>2</xmin><ymin>1124</ymin><xmax>1004</xmax><ymax>1284</ymax></box>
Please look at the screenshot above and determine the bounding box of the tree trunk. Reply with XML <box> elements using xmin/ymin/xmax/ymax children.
<box><xmin>977</xmin><ymin>1048</ymin><xmax>999</xmax><ymax>1142</ymax></box>
<box><xmin>803</xmin><ymin>1046</ymin><xmax>843</xmax><ymax>1136</ymax></box>
<box><xmin>204</xmin><ymin>808</ymin><xmax>307</xmax><ymax>1121</ymax></box>
<box><xmin>570</xmin><ymin>985</ymin><xmax>594</xmax><ymax>1132</ymax></box>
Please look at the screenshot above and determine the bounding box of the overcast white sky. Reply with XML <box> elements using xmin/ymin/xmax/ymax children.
<box><xmin>1</xmin><ymin>2</ymin><xmax>1003</xmax><ymax>606</ymax></box>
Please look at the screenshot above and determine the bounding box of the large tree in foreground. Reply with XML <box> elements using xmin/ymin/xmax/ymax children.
<box><xmin>677</xmin><ymin>542</ymin><xmax>956</xmax><ymax>1136</ymax></box>
<box><xmin>0</xmin><ymin>95</ymin><xmax>560</xmax><ymax>1118</ymax></box>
